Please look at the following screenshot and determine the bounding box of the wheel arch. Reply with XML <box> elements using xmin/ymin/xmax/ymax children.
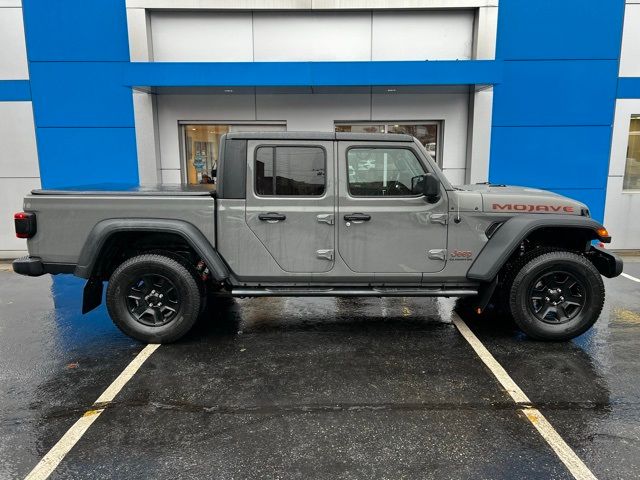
<box><xmin>467</xmin><ymin>215</ymin><xmax>612</xmax><ymax>282</ymax></box>
<box><xmin>75</xmin><ymin>218</ymin><xmax>229</xmax><ymax>282</ymax></box>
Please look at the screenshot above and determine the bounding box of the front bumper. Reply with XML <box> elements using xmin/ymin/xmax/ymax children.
<box><xmin>587</xmin><ymin>246</ymin><xmax>623</xmax><ymax>278</ymax></box>
<box><xmin>12</xmin><ymin>256</ymin><xmax>44</xmax><ymax>276</ymax></box>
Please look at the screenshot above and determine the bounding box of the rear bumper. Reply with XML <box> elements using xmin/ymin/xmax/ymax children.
<box><xmin>587</xmin><ymin>246</ymin><xmax>623</xmax><ymax>278</ymax></box>
<box><xmin>12</xmin><ymin>256</ymin><xmax>76</xmax><ymax>276</ymax></box>
<box><xmin>12</xmin><ymin>256</ymin><xmax>44</xmax><ymax>276</ymax></box>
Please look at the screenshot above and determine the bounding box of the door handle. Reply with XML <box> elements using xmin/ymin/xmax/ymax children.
<box><xmin>258</xmin><ymin>212</ymin><xmax>286</xmax><ymax>222</ymax></box>
<box><xmin>344</xmin><ymin>213</ymin><xmax>371</xmax><ymax>223</ymax></box>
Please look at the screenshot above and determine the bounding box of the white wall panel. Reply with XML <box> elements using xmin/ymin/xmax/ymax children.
<box><xmin>604</xmin><ymin>99</ymin><xmax>640</xmax><ymax>249</ymax></box>
<box><xmin>156</xmin><ymin>93</ymin><xmax>257</xmax><ymax>169</ymax></box>
<box><xmin>619</xmin><ymin>4</ymin><xmax>640</xmax><ymax>77</ymax></box>
<box><xmin>0</xmin><ymin>178</ymin><xmax>40</xmax><ymax>255</ymax></box>
<box><xmin>256</xmin><ymin>93</ymin><xmax>370</xmax><ymax>130</ymax></box>
<box><xmin>466</xmin><ymin>87</ymin><xmax>492</xmax><ymax>183</ymax></box>
<box><xmin>604</xmin><ymin>177</ymin><xmax>640</xmax><ymax>250</ymax></box>
<box><xmin>161</xmin><ymin>169</ymin><xmax>182</xmax><ymax>183</ymax></box>
<box><xmin>372</xmin><ymin>10</ymin><xmax>474</xmax><ymax>60</ymax></box>
<box><xmin>147</xmin><ymin>10</ymin><xmax>476</xmax><ymax>62</ymax></box>
<box><xmin>0</xmin><ymin>7</ymin><xmax>29</xmax><ymax>79</ymax></box>
<box><xmin>0</xmin><ymin>102</ymin><xmax>39</xmax><ymax>178</ymax></box>
<box><xmin>442</xmin><ymin>168</ymin><xmax>465</xmax><ymax>185</ymax></box>
<box><xmin>133</xmin><ymin>92</ymin><xmax>161</xmax><ymax>183</ymax></box>
<box><xmin>150</xmin><ymin>12</ymin><xmax>254</xmax><ymax>62</ymax></box>
<box><xmin>253</xmin><ymin>12</ymin><xmax>371</xmax><ymax>61</ymax></box>
<box><xmin>608</xmin><ymin>99</ymin><xmax>639</xmax><ymax>177</ymax></box>
<box><xmin>372</xmin><ymin>92</ymin><xmax>469</xmax><ymax>171</ymax></box>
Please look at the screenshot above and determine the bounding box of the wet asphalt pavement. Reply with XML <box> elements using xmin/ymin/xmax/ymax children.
<box><xmin>1</xmin><ymin>259</ymin><xmax>639</xmax><ymax>479</ymax></box>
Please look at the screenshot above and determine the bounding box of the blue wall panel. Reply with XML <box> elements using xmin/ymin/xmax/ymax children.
<box><xmin>492</xmin><ymin>60</ymin><xmax>618</xmax><ymax>127</ymax></box>
<box><xmin>22</xmin><ymin>0</ymin><xmax>138</xmax><ymax>187</ymax></box>
<box><xmin>490</xmin><ymin>126</ymin><xmax>611</xmax><ymax>190</ymax></box>
<box><xmin>127</xmin><ymin>60</ymin><xmax>501</xmax><ymax>88</ymax></box>
<box><xmin>37</xmin><ymin>128</ymin><xmax>138</xmax><ymax>188</ymax></box>
<box><xmin>0</xmin><ymin>80</ymin><xmax>31</xmax><ymax>101</ymax></box>
<box><xmin>29</xmin><ymin>63</ymin><xmax>134</xmax><ymax>128</ymax></box>
<box><xmin>497</xmin><ymin>0</ymin><xmax>625</xmax><ymax>60</ymax></box>
<box><xmin>490</xmin><ymin>0</ymin><xmax>626</xmax><ymax>223</ymax></box>
<box><xmin>617</xmin><ymin>78</ymin><xmax>640</xmax><ymax>99</ymax></box>
<box><xmin>21</xmin><ymin>0</ymin><xmax>129</xmax><ymax>62</ymax></box>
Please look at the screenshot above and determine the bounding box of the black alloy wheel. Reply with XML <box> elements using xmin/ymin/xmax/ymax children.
<box><xmin>126</xmin><ymin>274</ymin><xmax>181</xmax><ymax>327</ymax></box>
<box><xmin>528</xmin><ymin>270</ymin><xmax>587</xmax><ymax>324</ymax></box>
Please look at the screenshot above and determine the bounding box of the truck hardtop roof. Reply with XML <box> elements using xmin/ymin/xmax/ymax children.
<box><xmin>225</xmin><ymin>132</ymin><xmax>415</xmax><ymax>142</ymax></box>
<box><xmin>31</xmin><ymin>183</ymin><xmax>216</xmax><ymax>196</ymax></box>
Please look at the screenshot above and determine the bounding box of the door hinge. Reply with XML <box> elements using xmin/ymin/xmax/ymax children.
<box><xmin>428</xmin><ymin>249</ymin><xmax>447</xmax><ymax>261</ymax></box>
<box><xmin>316</xmin><ymin>214</ymin><xmax>334</xmax><ymax>225</ymax></box>
<box><xmin>316</xmin><ymin>249</ymin><xmax>334</xmax><ymax>261</ymax></box>
<box><xmin>429</xmin><ymin>213</ymin><xmax>448</xmax><ymax>225</ymax></box>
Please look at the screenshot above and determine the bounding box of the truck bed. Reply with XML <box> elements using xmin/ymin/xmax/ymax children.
<box><xmin>32</xmin><ymin>183</ymin><xmax>216</xmax><ymax>197</ymax></box>
<box><xmin>24</xmin><ymin>184</ymin><xmax>217</xmax><ymax>267</ymax></box>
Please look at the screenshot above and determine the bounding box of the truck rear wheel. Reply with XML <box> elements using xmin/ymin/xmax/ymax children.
<box><xmin>509</xmin><ymin>251</ymin><xmax>604</xmax><ymax>341</ymax></box>
<box><xmin>106</xmin><ymin>254</ymin><xmax>201</xmax><ymax>343</ymax></box>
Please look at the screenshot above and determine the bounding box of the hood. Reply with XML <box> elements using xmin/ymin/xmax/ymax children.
<box><xmin>457</xmin><ymin>183</ymin><xmax>589</xmax><ymax>216</ymax></box>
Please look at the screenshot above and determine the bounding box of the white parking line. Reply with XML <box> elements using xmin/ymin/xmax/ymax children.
<box><xmin>452</xmin><ymin>314</ymin><xmax>597</xmax><ymax>480</ymax></box>
<box><xmin>621</xmin><ymin>272</ymin><xmax>640</xmax><ymax>283</ymax></box>
<box><xmin>24</xmin><ymin>343</ymin><xmax>160</xmax><ymax>480</ymax></box>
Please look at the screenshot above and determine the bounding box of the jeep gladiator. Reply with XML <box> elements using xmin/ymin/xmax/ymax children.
<box><xmin>12</xmin><ymin>132</ymin><xmax>623</xmax><ymax>343</ymax></box>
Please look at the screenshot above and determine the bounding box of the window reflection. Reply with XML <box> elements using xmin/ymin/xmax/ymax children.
<box><xmin>184</xmin><ymin>125</ymin><xmax>227</xmax><ymax>185</ymax></box>
<box><xmin>624</xmin><ymin>115</ymin><xmax>640</xmax><ymax>190</ymax></box>
<box><xmin>336</xmin><ymin>122</ymin><xmax>439</xmax><ymax>161</ymax></box>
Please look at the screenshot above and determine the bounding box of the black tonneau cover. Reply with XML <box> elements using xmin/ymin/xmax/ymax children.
<box><xmin>32</xmin><ymin>183</ymin><xmax>216</xmax><ymax>197</ymax></box>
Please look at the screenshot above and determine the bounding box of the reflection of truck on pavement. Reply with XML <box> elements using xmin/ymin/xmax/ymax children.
<box><xmin>13</xmin><ymin>132</ymin><xmax>622</xmax><ymax>343</ymax></box>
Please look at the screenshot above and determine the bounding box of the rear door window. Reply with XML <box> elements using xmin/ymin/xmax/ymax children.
<box><xmin>255</xmin><ymin>146</ymin><xmax>326</xmax><ymax>196</ymax></box>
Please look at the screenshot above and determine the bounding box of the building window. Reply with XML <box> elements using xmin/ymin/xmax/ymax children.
<box><xmin>347</xmin><ymin>148</ymin><xmax>425</xmax><ymax>197</ymax></box>
<box><xmin>183</xmin><ymin>123</ymin><xmax>286</xmax><ymax>185</ymax></box>
<box><xmin>255</xmin><ymin>146</ymin><xmax>326</xmax><ymax>196</ymax></box>
<box><xmin>624</xmin><ymin>115</ymin><xmax>640</xmax><ymax>191</ymax></box>
<box><xmin>335</xmin><ymin>122</ymin><xmax>440</xmax><ymax>163</ymax></box>
<box><xmin>183</xmin><ymin>125</ymin><xmax>227</xmax><ymax>185</ymax></box>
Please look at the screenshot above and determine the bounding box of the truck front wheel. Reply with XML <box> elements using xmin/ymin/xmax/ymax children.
<box><xmin>509</xmin><ymin>251</ymin><xmax>604</xmax><ymax>341</ymax></box>
<box><xmin>106</xmin><ymin>254</ymin><xmax>201</xmax><ymax>343</ymax></box>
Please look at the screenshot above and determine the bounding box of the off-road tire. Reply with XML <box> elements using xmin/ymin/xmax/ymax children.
<box><xmin>106</xmin><ymin>254</ymin><xmax>201</xmax><ymax>343</ymax></box>
<box><xmin>509</xmin><ymin>251</ymin><xmax>604</xmax><ymax>341</ymax></box>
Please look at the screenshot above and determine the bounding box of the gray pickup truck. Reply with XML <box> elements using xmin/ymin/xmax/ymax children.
<box><xmin>13</xmin><ymin>132</ymin><xmax>622</xmax><ymax>343</ymax></box>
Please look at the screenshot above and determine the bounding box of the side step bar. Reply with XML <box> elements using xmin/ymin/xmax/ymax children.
<box><xmin>231</xmin><ymin>287</ymin><xmax>478</xmax><ymax>298</ymax></box>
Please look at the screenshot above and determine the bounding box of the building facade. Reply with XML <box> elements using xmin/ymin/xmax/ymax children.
<box><xmin>0</xmin><ymin>0</ymin><xmax>639</xmax><ymax>257</ymax></box>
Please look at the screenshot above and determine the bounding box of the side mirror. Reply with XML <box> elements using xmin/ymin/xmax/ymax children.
<box><xmin>412</xmin><ymin>173</ymin><xmax>441</xmax><ymax>203</ymax></box>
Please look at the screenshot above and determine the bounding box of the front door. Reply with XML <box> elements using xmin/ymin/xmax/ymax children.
<box><xmin>245</xmin><ymin>140</ymin><xmax>335</xmax><ymax>273</ymax></box>
<box><xmin>337</xmin><ymin>141</ymin><xmax>448</xmax><ymax>275</ymax></box>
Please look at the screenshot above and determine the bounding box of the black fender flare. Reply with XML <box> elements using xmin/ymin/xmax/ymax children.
<box><xmin>467</xmin><ymin>215</ymin><xmax>612</xmax><ymax>282</ymax></box>
<box><xmin>74</xmin><ymin>218</ymin><xmax>229</xmax><ymax>281</ymax></box>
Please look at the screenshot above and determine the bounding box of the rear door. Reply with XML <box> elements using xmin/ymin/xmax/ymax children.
<box><xmin>245</xmin><ymin>140</ymin><xmax>335</xmax><ymax>273</ymax></box>
<box><xmin>337</xmin><ymin>141</ymin><xmax>448</xmax><ymax>275</ymax></box>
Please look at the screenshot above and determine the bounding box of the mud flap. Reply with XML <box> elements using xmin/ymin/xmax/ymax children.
<box><xmin>82</xmin><ymin>277</ymin><xmax>103</xmax><ymax>314</ymax></box>
<box><xmin>477</xmin><ymin>276</ymin><xmax>498</xmax><ymax>313</ymax></box>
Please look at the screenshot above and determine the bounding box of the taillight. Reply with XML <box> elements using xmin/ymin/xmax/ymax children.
<box><xmin>14</xmin><ymin>212</ymin><xmax>36</xmax><ymax>239</ymax></box>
